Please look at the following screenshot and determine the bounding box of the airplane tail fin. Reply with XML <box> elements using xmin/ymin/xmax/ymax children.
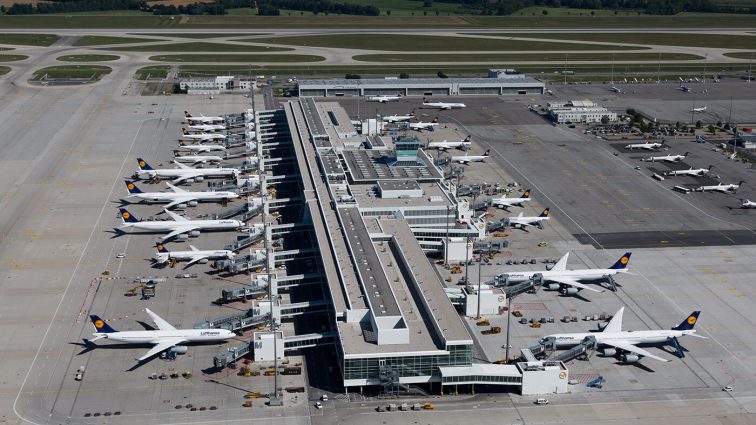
<box><xmin>90</xmin><ymin>315</ymin><xmax>117</xmax><ymax>333</ymax></box>
<box><xmin>483</xmin><ymin>149</ymin><xmax>490</xmax><ymax>157</ymax></box>
<box><xmin>672</xmin><ymin>311</ymin><xmax>700</xmax><ymax>331</ymax></box>
<box><xmin>521</xmin><ymin>189</ymin><xmax>531</xmax><ymax>199</ymax></box>
<box><xmin>119</xmin><ymin>208</ymin><xmax>139</xmax><ymax>223</ymax></box>
<box><xmin>432</xmin><ymin>117</ymin><xmax>439</xmax><ymax>123</ymax></box>
<box><xmin>182</xmin><ymin>128</ymin><xmax>189</xmax><ymax>135</ymax></box>
<box><xmin>184</xmin><ymin>111</ymin><xmax>192</xmax><ymax>118</ymax></box>
<box><xmin>538</xmin><ymin>208</ymin><xmax>549</xmax><ymax>218</ymax></box>
<box><xmin>136</xmin><ymin>158</ymin><xmax>153</xmax><ymax>171</ymax></box>
<box><xmin>609</xmin><ymin>252</ymin><xmax>632</xmax><ymax>270</ymax></box>
<box><xmin>155</xmin><ymin>243</ymin><xmax>169</xmax><ymax>253</ymax></box>
<box><xmin>708</xmin><ymin>165</ymin><xmax>714</xmax><ymax>171</ymax></box>
<box><xmin>464</xmin><ymin>135</ymin><xmax>472</xmax><ymax>143</ymax></box>
<box><xmin>187</xmin><ymin>119</ymin><xmax>195</xmax><ymax>126</ymax></box>
<box><xmin>125</xmin><ymin>180</ymin><xmax>142</xmax><ymax>194</ymax></box>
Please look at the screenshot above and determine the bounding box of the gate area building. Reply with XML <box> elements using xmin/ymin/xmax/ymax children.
<box><xmin>298</xmin><ymin>73</ymin><xmax>545</xmax><ymax>97</ymax></box>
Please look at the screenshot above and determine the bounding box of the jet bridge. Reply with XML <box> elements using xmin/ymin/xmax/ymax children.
<box><xmin>552</xmin><ymin>335</ymin><xmax>598</xmax><ymax>362</ymax></box>
<box><xmin>224</xmin><ymin>226</ymin><xmax>265</xmax><ymax>251</ymax></box>
<box><xmin>212</xmin><ymin>331</ymin><xmax>337</xmax><ymax>368</ymax></box>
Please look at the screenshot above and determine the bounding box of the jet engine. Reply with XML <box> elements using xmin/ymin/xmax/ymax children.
<box><xmin>602</xmin><ymin>348</ymin><xmax>616</xmax><ymax>357</ymax></box>
<box><xmin>170</xmin><ymin>346</ymin><xmax>188</xmax><ymax>354</ymax></box>
<box><xmin>195</xmin><ymin>176</ymin><xmax>204</xmax><ymax>182</ymax></box>
<box><xmin>622</xmin><ymin>354</ymin><xmax>639</xmax><ymax>363</ymax></box>
<box><xmin>189</xmin><ymin>230</ymin><xmax>201</xmax><ymax>237</ymax></box>
<box><xmin>562</xmin><ymin>287</ymin><xmax>579</xmax><ymax>295</ymax></box>
<box><xmin>547</xmin><ymin>283</ymin><xmax>561</xmax><ymax>291</ymax></box>
<box><xmin>188</xmin><ymin>200</ymin><xmax>198</xmax><ymax>207</ymax></box>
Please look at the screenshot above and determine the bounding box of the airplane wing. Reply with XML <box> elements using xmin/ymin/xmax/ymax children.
<box><xmin>138</xmin><ymin>338</ymin><xmax>187</xmax><ymax>362</ymax></box>
<box><xmin>546</xmin><ymin>276</ymin><xmax>604</xmax><ymax>293</ymax></box>
<box><xmin>164</xmin><ymin>209</ymin><xmax>189</xmax><ymax>222</ymax></box>
<box><xmin>173</xmin><ymin>161</ymin><xmax>192</xmax><ymax>170</ymax></box>
<box><xmin>551</xmin><ymin>253</ymin><xmax>569</xmax><ymax>272</ymax></box>
<box><xmin>164</xmin><ymin>197</ymin><xmax>198</xmax><ymax>210</ymax></box>
<box><xmin>145</xmin><ymin>308</ymin><xmax>176</xmax><ymax>331</ymax></box>
<box><xmin>185</xmin><ymin>255</ymin><xmax>209</xmax><ymax>267</ymax></box>
<box><xmin>161</xmin><ymin>226</ymin><xmax>201</xmax><ymax>241</ymax></box>
<box><xmin>167</xmin><ymin>183</ymin><xmax>187</xmax><ymax>193</ymax></box>
<box><xmin>171</xmin><ymin>174</ymin><xmax>201</xmax><ymax>185</ymax></box>
<box><xmin>441</xmin><ymin>106</ymin><xmax>451</xmax><ymax>110</ymax></box>
<box><xmin>602</xmin><ymin>340</ymin><xmax>670</xmax><ymax>362</ymax></box>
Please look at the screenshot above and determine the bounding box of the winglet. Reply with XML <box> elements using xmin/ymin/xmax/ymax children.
<box><xmin>672</xmin><ymin>311</ymin><xmax>700</xmax><ymax>331</ymax></box>
<box><xmin>609</xmin><ymin>252</ymin><xmax>632</xmax><ymax>270</ymax></box>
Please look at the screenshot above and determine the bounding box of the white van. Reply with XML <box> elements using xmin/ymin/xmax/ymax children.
<box><xmin>535</xmin><ymin>398</ymin><xmax>549</xmax><ymax>405</ymax></box>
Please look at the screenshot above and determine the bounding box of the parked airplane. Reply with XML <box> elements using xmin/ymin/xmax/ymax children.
<box><xmin>186</xmin><ymin>122</ymin><xmax>226</xmax><ymax>132</ymax></box>
<box><xmin>173</xmin><ymin>154</ymin><xmax>224</xmax><ymax>165</ymax></box>
<box><xmin>422</xmin><ymin>98</ymin><xmax>466</xmax><ymax>110</ymax></box>
<box><xmin>135</xmin><ymin>158</ymin><xmax>239</xmax><ymax>185</ymax></box>
<box><xmin>491</xmin><ymin>189</ymin><xmax>531</xmax><ymax>209</ymax></box>
<box><xmin>118</xmin><ymin>208</ymin><xmax>242</xmax><ymax>241</ymax></box>
<box><xmin>178</xmin><ymin>142</ymin><xmax>226</xmax><ymax>153</ymax></box>
<box><xmin>382</xmin><ymin>113</ymin><xmax>414</xmax><ymax>123</ymax></box>
<box><xmin>367</xmin><ymin>94</ymin><xmax>401</xmax><ymax>103</ymax></box>
<box><xmin>625</xmin><ymin>142</ymin><xmax>663</xmax><ymax>150</ymax></box>
<box><xmin>427</xmin><ymin>136</ymin><xmax>472</xmax><ymax>151</ymax></box>
<box><xmin>691</xmin><ymin>106</ymin><xmax>708</xmax><ymax>113</ymax></box>
<box><xmin>183</xmin><ymin>111</ymin><xmax>224</xmax><ymax>124</ymax></box>
<box><xmin>498</xmin><ymin>252</ymin><xmax>632</xmax><ymax>295</ymax></box>
<box><xmin>679</xmin><ymin>84</ymin><xmax>690</xmax><ymax>92</ymax></box>
<box><xmin>610</xmin><ymin>86</ymin><xmax>622</xmax><ymax>93</ymax></box>
<box><xmin>543</xmin><ymin>307</ymin><xmax>704</xmax><ymax>363</ymax></box>
<box><xmin>506</xmin><ymin>208</ymin><xmax>550</xmax><ymax>230</ymax></box>
<box><xmin>124</xmin><ymin>180</ymin><xmax>239</xmax><ymax>209</ymax></box>
<box><xmin>641</xmin><ymin>152</ymin><xmax>689</xmax><ymax>163</ymax></box>
<box><xmin>88</xmin><ymin>309</ymin><xmax>234</xmax><ymax>362</ymax></box>
<box><xmin>665</xmin><ymin>165</ymin><xmax>713</xmax><ymax>177</ymax></box>
<box><xmin>408</xmin><ymin>117</ymin><xmax>439</xmax><ymax>131</ymax></box>
<box><xmin>695</xmin><ymin>181</ymin><xmax>743</xmax><ymax>193</ymax></box>
<box><xmin>450</xmin><ymin>149</ymin><xmax>490</xmax><ymax>164</ymax></box>
<box><xmin>741</xmin><ymin>199</ymin><xmax>756</xmax><ymax>208</ymax></box>
<box><xmin>154</xmin><ymin>243</ymin><xmax>234</xmax><ymax>268</ymax></box>
<box><xmin>181</xmin><ymin>128</ymin><xmax>226</xmax><ymax>141</ymax></box>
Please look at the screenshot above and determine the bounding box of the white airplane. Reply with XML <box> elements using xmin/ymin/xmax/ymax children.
<box><xmin>543</xmin><ymin>307</ymin><xmax>704</xmax><ymax>363</ymax></box>
<box><xmin>491</xmin><ymin>189</ymin><xmax>531</xmax><ymax>209</ymax></box>
<box><xmin>666</xmin><ymin>165</ymin><xmax>713</xmax><ymax>177</ymax></box>
<box><xmin>153</xmin><ymin>243</ymin><xmax>234</xmax><ymax>268</ymax></box>
<box><xmin>173</xmin><ymin>154</ymin><xmax>224</xmax><ymax>165</ymax></box>
<box><xmin>181</xmin><ymin>128</ymin><xmax>227</xmax><ymax>141</ymax></box>
<box><xmin>186</xmin><ymin>122</ymin><xmax>226</xmax><ymax>132</ymax></box>
<box><xmin>625</xmin><ymin>142</ymin><xmax>663</xmax><ymax>150</ymax></box>
<box><xmin>135</xmin><ymin>158</ymin><xmax>239</xmax><ymax>185</ymax></box>
<box><xmin>178</xmin><ymin>142</ymin><xmax>226</xmax><ymax>153</ymax></box>
<box><xmin>450</xmin><ymin>149</ymin><xmax>490</xmax><ymax>164</ymax></box>
<box><xmin>695</xmin><ymin>181</ymin><xmax>743</xmax><ymax>193</ymax></box>
<box><xmin>184</xmin><ymin>111</ymin><xmax>224</xmax><ymax>124</ymax></box>
<box><xmin>740</xmin><ymin>199</ymin><xmax>756</xmax><ymax>208</ymax></box>
<box><xmin>427</xmin><ymin>136</ymin><xmax>472</xmax><ymax>151</ymax></box>
<box><xmin>641</xmin><ymin>152</ymin><xmax>689</xmax><ymax>163</ymax></box>
<box><xmin>367</xmin><ymin>94</ymin><xmax>401</xmax><ymax>103</ymax></box>
<box><xmin>422</xmin><ymin>97</ymin><xmax>466</xmax><ymax>110</ymax></box>
<box><xmin>88</xmin><ymin>309</ymin><xmax>234</xmax><ymax>362</ymax></box>
<box><xmin>506</xmin><ymin>208</ymin><xmax>550</xmax><ymax>230</ymax></box>
<box><xmin>124</xmin><ymin>180</ymin><xmax>239</xmax><ymax>209</ymax></box>
<box><xmin>118</xmin><ymin>208</ymin><xmax>242</xmax><ymax>241</ymax></box>
<box><xmin>610</xmin><ymin>86</ymin><xmax>622</xmax><ymax>93</ymax></box>
<box><xmin>679</xmin><ymin>84</ymin><xmax>690</xmax><ymax>92</ymax></box>
<box><xmin>498</xmin><ymin>252</ymin><xmax>632</xmax><ymax>295</ymax></box>
<box><xmin>382</xmin><ymin>113</ymin><xmax>414</xmax><ymax>123</ymax></box>
<box><xmin>691</xmin><ymin>106</ymin><xmax>707</xmax><ymax>113</ymax></box>
<box><xmin>408</xmin><ymin>117</ymin><xmax>439</xmax><ymax>131</ymax></box>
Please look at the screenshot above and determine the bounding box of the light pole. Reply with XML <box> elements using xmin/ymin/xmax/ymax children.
<box><xmin>444</xmin><ymin>206</ymin><xmax>451</xmax><ymax>266</ymax></box>
<box><xmin>505</xmin><ymin>293</ymin><xmax>515</xmax><ymax>362</ymax></box>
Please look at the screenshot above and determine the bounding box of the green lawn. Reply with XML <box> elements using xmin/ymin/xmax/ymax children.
<box><xmin>106</xmin><ymin>42</ymin><xmax>291</xmax><ymax>52</ymax></box>
<box><xmin>0</xmin><ymin>54</ymin><xmax>28</xmax><ymax>62</ymax></box>
<box><xmin>0</xmin><ymin>33</ymin><xmax>59</xmax><ymax>46</ymax></box>
<box><xmin>252</xmin><ymin>34</ymin><xmax>644</xmax><ymax>51</ymax></box>
<box><xmin>480</xmin><ymin>32</ymin><xmax>756</xmax><ymax>50</ymax></box>
<box><xmin>0</xmin><ymin>66</ymin><xmax>10</xmax><ymax>76</ymax></box>
<box><xmin>723</xmin><ymin>52</ymin><xmax>756</xmax><ymax>59</ymax></box>
<box><xmin>73</xmin><ymin>35</ymin><xmax>161</xmax><ymax>46</ymax></box>
<box><xmin>131</xmin><ymin>32</ymin><xmax>267</xmax><ymax>38</ymax></box>
<box><xmin>0</xmin><ymin>15</ymin><xmax>179</xmax><ymax>29</ymax></box>
<box><xmin>57</xmin><ymin>54</ymin><xmax>120</xmax><ymax>62</ymax></box>
<box><xmin>31</xmin><ymin>65</ymin><xmax>112</xmax><ymax>81</ymax></box>
<box><xmin>135</xmin><ymin>65</ymin><xmax>171</xmax><ymax>79</ymax></box>
<box><xmin>354</xmin><ymin>52</ymin><xmax>703</xmax><ymax>62</ymax></box>
<box><xmin>149</xmin><ymin>54</ymin><xmax>324</xmax><ymax>62</ymax></box>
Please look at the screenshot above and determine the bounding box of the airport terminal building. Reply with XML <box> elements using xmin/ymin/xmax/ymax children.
<box><xmin>298</xmin><ymin>72</ymin><xmax>545</xmax><ymax>98</ymax></box>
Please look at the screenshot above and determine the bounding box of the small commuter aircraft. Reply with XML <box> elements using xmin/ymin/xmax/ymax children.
<box><xmin>450</xmin><ymin>149</ymin><xmax>490</xmax><ymax>164</ymax></box>
<box><xmin>695</xmin><ymin>181</ymin><xmax>743</xmax><ymax>193</ymax></box>
<box><xmin>422</xmin><ymin>97</ymin><xmax>466</xmax><ymax>110</ymax></box>
<box><xmin>641</xmin><ymin>152</ymin><xmax>689</xmax><ymax>163</ymax></box>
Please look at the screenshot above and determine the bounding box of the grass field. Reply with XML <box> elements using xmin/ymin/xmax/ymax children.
<box><xmin>57</xmin><ymin>54</ymin><xmax>120</xmax><ymax>62</ymax></box>
<box><xmin>481</xmin><ymin>32</ymin><xmax>756</xmax><ymax>50</ymax></box>
<box><xmin>106</xmin><ymin>41</ymin><xmax>291</xmax><ymax>52</ymax></box>
<box><xmin>0</xmin><ymin>54</ymin><xmax>28</xmax><ymax>62</ymax></box>
<box><xmin>353</xmin><ymin>52</ymin><xmax>703</xmax><ymax>62</ymax></box>
<box><xmin>135</xmin><ymin>65</ymin><xmax>171</xmax><ymax>79</ymax></box>
<box><xmin>73</xmin><ymin>35</ymin><xmax>160</xmax><ymax>46</ymax></box>
<box><xmin>149</xmin><ymin>53</ymin><xmax>324</xmax><ymax>62</ymax></box>
<box><xmin>132</xmin><ymin>32</ymin><xmax>266</xmax><ymax>38</ymax></box>
<box><xmin>723</xmin><ymin>52</ymin><xmax>756</xmax><ymax>59</ymax></box>
<box><xmin>0</xmin><ymin>66</ymin><xmax>10</xmax><ymax>75</ymax></box>
<box><xmin>253</xmin><ymin>34</ymin><xmax>644</xmax><ymax>51</ymax></box>
<box><xmin>31</xmin><ymin>65</ymin><xmax>112</xmax><ymax>81</ymax></box>
<box><xmin>0</xmin><ymin>33</ymin><xmax>58</xmax><ymax>46</ymax></box>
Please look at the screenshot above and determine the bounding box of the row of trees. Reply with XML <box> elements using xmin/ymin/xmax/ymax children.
<box><xmin>256</xmin><ymin>0</ymin><xmax>379</xmax><ymax>16</ymax></box>
<box><xmin>437</xmin><ymin>0</ymin><xmax>753</xmax><ymax>15</ymax></box>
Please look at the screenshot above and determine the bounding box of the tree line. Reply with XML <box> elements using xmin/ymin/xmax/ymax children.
<box><xmin>256</xmin><ymin>0</ymin><xmax>379</xmax><ymax>16</ymax></box>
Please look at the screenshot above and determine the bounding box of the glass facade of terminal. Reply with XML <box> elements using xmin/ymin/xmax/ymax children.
<box><xmin>343</xmin><ymin>344</ymin><xmax>473</xmax><ymax>380</ymax></box>
<box><xmin>442</xmin><ymin>375</ymin><xmax>522</xmax><ymax>385</ymax></box>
